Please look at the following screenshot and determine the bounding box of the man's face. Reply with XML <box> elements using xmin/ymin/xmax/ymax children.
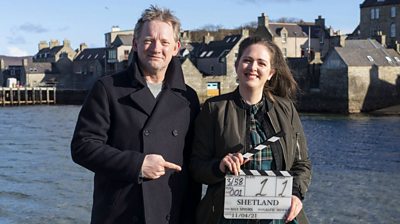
<box><xmin>133</xmin><ymin>20</ymin><xmax>180</xmax><ymax>77</ymax></box>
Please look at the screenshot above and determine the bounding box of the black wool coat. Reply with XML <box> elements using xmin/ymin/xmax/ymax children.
<box><xmin>71</xmin><ymin>55</ymin><xmax>201</xmax><ymax>224</ymax></box>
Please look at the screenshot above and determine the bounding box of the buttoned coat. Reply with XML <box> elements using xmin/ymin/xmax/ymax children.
<box><xmin>71</xmin><ymin>54</ymin><xmax>201</xmax><ymax>224</ymax></box>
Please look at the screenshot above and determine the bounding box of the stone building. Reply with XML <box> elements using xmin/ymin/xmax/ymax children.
<box><xmin>0</xmin><ymin>56</ymin><xmax>29</xmax><ymax>86</ymax></box>
<box><xmin>106</xmin><ymin>34</ymin><xmax>133</xmax><ymax>74</ymax></box>
<box><xmin>104</xmin><ymin>26</ymin><xmax>134</xmax><ymax>48</ymax></box>
<box><xmin>1</xmin><ymin>57</ymin><xmax>57</xmax><ymax>87</ymax></box>
<box><xmin>73</xmin><ymin>46</ymin><xmax>107</xmax><ymax>89</ymax></box>
<box><xmin>183</xmin><ymin>30</ymin><xmax>249</xmax><ymax>102</ymax></box>
<box><xmin>359</xmin><ymin>0</ymin><xmax>400</xmax><ymax>50</ymax></box>
<box><xmin>319</xmin><ymin>39</ymin><xmax>400</xmax><ymax>113</ymax></box>
<box><xmin>20</xmin><ymin>59</ymin><xmax>53</xmax><ymax>87</ymax></box>
<box><xmin>33</xmin><ymin>39</ymin><xmax>76</xmax><ymax>63</ymax></box>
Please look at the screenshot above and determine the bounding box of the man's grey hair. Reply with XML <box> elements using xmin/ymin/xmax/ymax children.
<box><xmin>134</xmin><ymin>5</ymin><xmax>181</xmax><ymax>42</ymax></box>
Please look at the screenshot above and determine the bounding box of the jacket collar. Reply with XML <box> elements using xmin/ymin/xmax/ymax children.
<box><xmin>128</xmin><ymin>52</ymin><xmax>186</xmax><ymax>91</ymax></box>
<box><xmin>233</xmin><ymin>87</ymin><xmax>272</xmax><ymax>112</ymax></box>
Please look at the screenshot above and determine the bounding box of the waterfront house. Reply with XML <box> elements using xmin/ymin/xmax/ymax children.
<box><xmin>73</xmin><ymin>45</ymin><xmax>107</xmax><ymax>89</ymax></box>
<box><xmin>319</xmin><ymin>38</ymin><xmax>400</xmax><ymax>113</ymax></box>
<box><xmin>183</xmin><ymin>30</ymin><xmax>249</xmax><ymax>102</ymax></box>
<box><xmin>0</xmin><ymin>56</ymin><xmax>30</xmax><ymax>86</ymax></box>
<box><xmin>358</xmin><ymin>0</ymin><xmax>400</xmax><ymax>51</ymax></box>
<box><xmin>33</xmin><ymin>39</ymin><xmax>76</xmax><ymax>63</ymax></box>
<box><xmin>106</xmin><ymin>34</ymin><xmax>133</xmax><ymax>74</ymax></box>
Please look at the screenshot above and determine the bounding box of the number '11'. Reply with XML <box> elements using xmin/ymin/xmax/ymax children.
<box><xmin>256</xmin><ymin>178</ymin><xmax>288</xmax><ymax>197</ymax></box>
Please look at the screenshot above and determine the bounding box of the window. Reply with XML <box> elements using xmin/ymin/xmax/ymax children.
<box><xmin>394</xmin><ymin>57</ymin><xmax>400</xmax><ymax>63</ymax></box>
<box><xmin>207</xmin><ymin>82</ymin><xmax>220</xmax><ymax>97</ymax></box>
<box><xmin>390</xmin><ymin>23</ymin><xmax>396</xmax><ymax>37</ymax></box>
<box><xmin>108</xmin><ymin>50</ymin><xmax>116</xmax><ymax>59</ymax></box>
<box><xmin>371</xmin><ymin>8</ymin><xmax>380</xmax><ymax>19</ymax></box>
<box><xmin>124</xmin><ymin>50</ymin><xmax>129</xmax><ymax>55</ymax></box>
<box><xmin>391</xmin><ymin>6</ymin><xmax>396</xmax><ymax>17</ymax></box>
<box><xmin>385</xmin><ymin>56</ymin><xmax>393</xmax><ymax>64</ymax></box>
<box><xmin>200</xmin><ymin>51</ymin><xmax>207</xmax><ymax>57</ymax></box>
<box><xmin>282</xmin><ymin>33</ymin><xmax>287</xmax><ymax>43</ymax></box>
<box><xmin>206</xmin><ymin>51</ymin><xmax>213</xmax><ymax>57</ymax></box>
<box><xmin>367</xmin><ymin>55</ymin><xmax>374</xmax><ymax>62</ymax></box>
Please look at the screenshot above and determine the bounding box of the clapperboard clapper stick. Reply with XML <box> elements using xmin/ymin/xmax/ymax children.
<box><xmin>242</xmin><ymin>131</ymin><xmax>285</xmax><ymax>160</ymax></box>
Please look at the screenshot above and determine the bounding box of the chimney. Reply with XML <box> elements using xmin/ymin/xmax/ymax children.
<box><xmin>376</xmin><ymin>32</ymin><xmax>386</xmax><ymax>47</ymax></box>
<box><xmin>258</xmin><ymin>13</ymin><xmax>269</xmax><ymax>28</ymax></box>
<box><xmin>241</xmin><ymin>29</ymin><xmax>249</xmax><ymax>38</ymax></box>
<box><xmin>38</xmin><ymin>41</ymin><xmax>49</xmax><ymax>51</ymax></box>
<box><xmin>339</xmin><ymin>35</ymin><xmax>346</xmax><ymax>47</ymax></box>
<box><xmin>203</xmin><ymin>33</ymin><xmax>214</xmax><ymax>44</ymax></box>
<box><xmin>315</xmin><ymin>15</ymin><xmax>325</xmax><ymax>28</ymax></box>
<box><xmin>396</xmin><ymin>41</ymin><xmax>400</xmax><ymax>53</ymax></box>
<box><xmin>181</xmin><ymin>30</ymin><xmax>191</xmax><ymax>40</ymax></box>
<box><xmin>63</xmin><ymin>39</ymin><xmax>71</xmax><ymax>47</ymax></box>
<box><xmin>0</xmin><ymin>59</ymin><xmax>4</xmax><ymax>70</ymax></box>
<box><xmin>22</xmin><ymin>58</ymin><xmax>28</xmax><ymax>67</ymax></box>
<box><xmin>111</xmin><ymin>25</ymin><xmax>120</xmax><ymax>32</ymax></box>
<box><xmin>49</xmin><ymin>39</ymin><xmax>59</xmax><ymax>49</ymax></box>
<box><xmin>80</xmin><ymin>43</ymin><xmax>88</xmax><ymax>52</ymax></box>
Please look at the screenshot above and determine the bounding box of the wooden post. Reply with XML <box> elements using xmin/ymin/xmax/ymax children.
<box><xmin>25</xmin><ymin>87</ymin><xmax>28</xmax><ymax>104</ymax></box>
<box><xmin>1</xmin><ymin>88</ymin><xmax>4</xmax><ymax>106</ymax></box>
<box><xmin>17</xmin><ymin>87</ymin><xmax>21</xmax><ymax>105</ymax></box>
<box><xmin>32</xmin><ymin>87</ymin><xmax>36</xmax><ymax>104</ymax></box>
<box><xmin>10</xmin><ymin>88</ymin><xmax>14</xmax><ymax>105</ymax></box>
<box><xmin>46</xmin><ymin>88</ymin><xmax>50</xmax><ymax>104</ymax></box>
<box><xmin>53</xmin><ymin>87</ymin><xmax>56</xmax><ymax>104</ymax></box>
<box><xmin>39</xmin><ymin>87</ymin><xmax>42</xmax><ymax>103</ymax></box>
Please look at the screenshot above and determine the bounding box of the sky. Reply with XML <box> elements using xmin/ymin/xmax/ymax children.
<box><xmin>0</xmin><ymin>0</ymin><xmax>361</xmax><ymax>57</ymax></box>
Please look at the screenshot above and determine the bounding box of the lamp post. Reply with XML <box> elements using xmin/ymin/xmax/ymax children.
<box><xmin>293</xmin><ymin>31</ymin><xmax>297</xmax><ymax>57</ymax></box>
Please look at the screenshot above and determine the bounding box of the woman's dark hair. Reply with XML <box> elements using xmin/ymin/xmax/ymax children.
<box><xmin>236</xmin><ymin>36</ymin><xmax>298</xmax><ymax>101</ymax></box>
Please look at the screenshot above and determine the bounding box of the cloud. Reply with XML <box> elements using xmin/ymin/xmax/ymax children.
<box><xmin>18</xmin><ymin>23</ymin><xmax>48</xmax><ymax>33</ymax></box>
<box><xmin>7</xmin><ymin>35</ymin><xmax>26</xmax><ymax>45</ymax></box>
<box><xmin>7</xmin><ymin>46</ymin><xmax>30</xmax><ymax>57</ymax></box>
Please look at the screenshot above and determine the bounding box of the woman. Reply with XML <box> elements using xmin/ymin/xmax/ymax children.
<box><xmin>190</xmin><ymin>36</ymin><xmax>312</xmax><ymax>224</ymax></box>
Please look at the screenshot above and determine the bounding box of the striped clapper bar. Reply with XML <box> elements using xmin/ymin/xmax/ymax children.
<box><xmin>242</xmin><ymin>131</ymin><xmax>284</xmax><ymax>160</ymax></box>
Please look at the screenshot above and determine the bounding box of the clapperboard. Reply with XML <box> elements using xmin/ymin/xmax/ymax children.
<box><xmin>224</xmin><ymin>131</ymin><xmax>293</xmax><ymax>220</ymax></box>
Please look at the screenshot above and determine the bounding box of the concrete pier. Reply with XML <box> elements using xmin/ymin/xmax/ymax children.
<box><xmin>0</xmin><ymin>87</ymin><xmax>56</xmax><ymax>106</ymax></box>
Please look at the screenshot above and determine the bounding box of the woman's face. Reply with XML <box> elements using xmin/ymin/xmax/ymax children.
<box><xmin>236</xmin><ymin>43</ymin><xmax>275</xmax><ymax>91</ymax></box>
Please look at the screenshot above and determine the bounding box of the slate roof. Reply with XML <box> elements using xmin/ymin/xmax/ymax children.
<box><xmin>360</xmin><ymin>0</ymin><xmax>400</xmax><ymax>8</ymax></box>
<box><xmin>193</xmin><ymin>34</ymin><xmax>242</xmax><ymax>59</ymax></box>
<box><xmin>36</xmin><ymin>46</ymin><xmax>63</xmax><ymax>56</ymax></box>
<box><xmin>74</xmin><ymin>48</ymin><xmax>107</xmax><ymax>63</ymax></box>
<box><xmin>298</xmin><ymin>23</ymin><xmax>330</xmax><ymax>39</ymax></box>
<box><xmin>0</xmin><ymin>56</ymin><xmax>32</xmax><ymax>66</ymax></box>
<box><xmin>268</xmin><ymin>23</ymin><xmax>307</xmax><ymax>38</ymax></box>
<box><xmin>25</xmin><ymin>62</ymin><xmax>53</xmax><ymax>74</ymax></box>
<box><xmin>112</xmin><ymin>34</ymin><xmax>133</xmax><ymax>47</ymax></box>
<box><xmin>334</xmin><ymin>39</ymin><xmax>400</xmax><ymax>66</ymax></box>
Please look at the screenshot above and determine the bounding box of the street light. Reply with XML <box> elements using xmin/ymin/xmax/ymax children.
<box><xmin>293</xmin><ymin>31</ymin><xmax>297</xmax><ymax>57</ymax></box>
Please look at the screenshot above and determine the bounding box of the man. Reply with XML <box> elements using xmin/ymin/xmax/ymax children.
<box><xmin>71</xmin><ymin>5</ymin><xmax>201</xmax><ymax>224</ymax></box>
